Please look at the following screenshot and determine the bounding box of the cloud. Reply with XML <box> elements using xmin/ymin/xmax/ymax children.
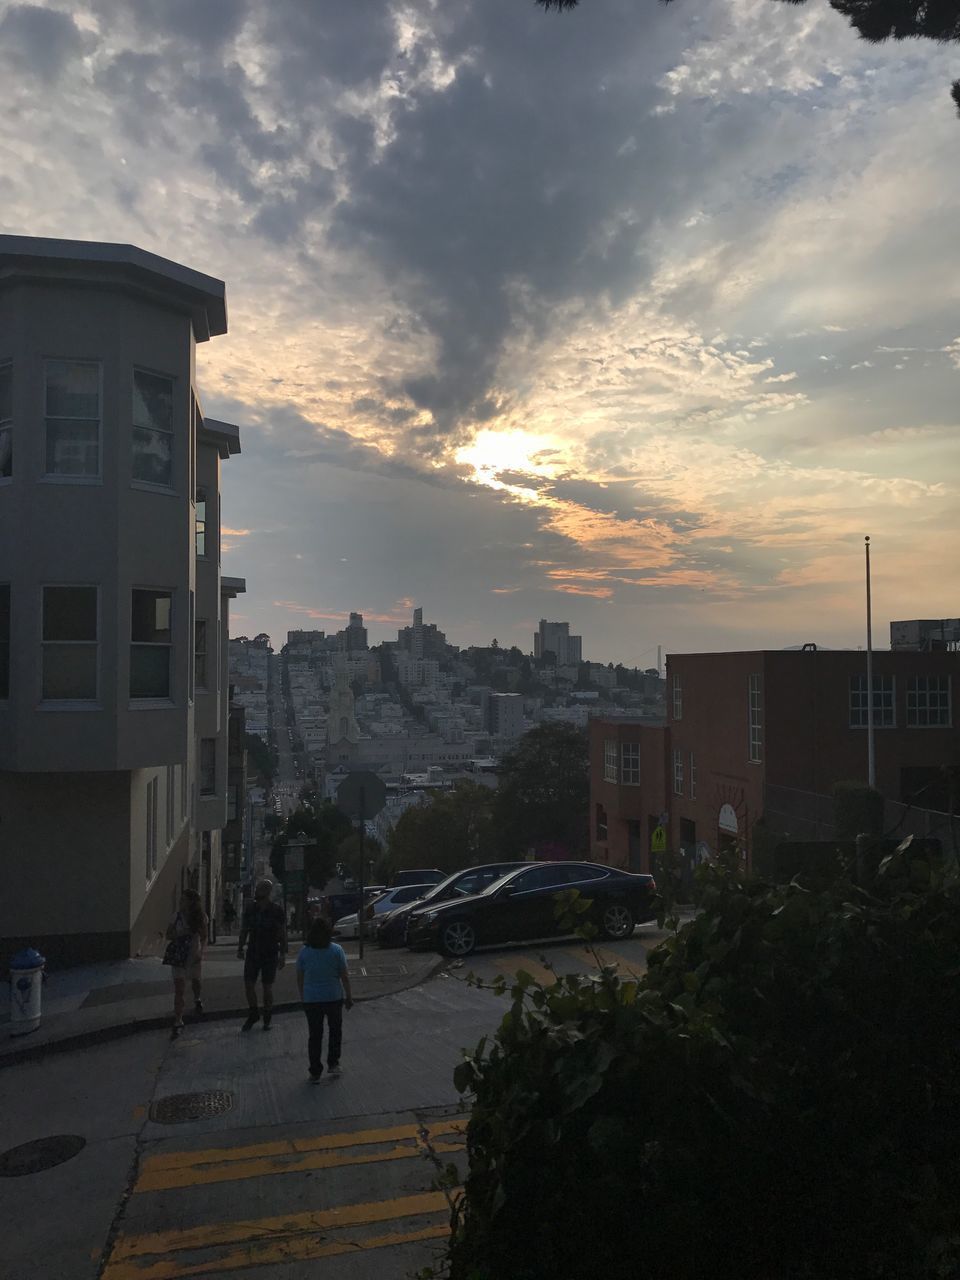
<box><xmin>0</xmin><ymin>4</ymin><xmax>91</xmax><ymax>80</ymax></box>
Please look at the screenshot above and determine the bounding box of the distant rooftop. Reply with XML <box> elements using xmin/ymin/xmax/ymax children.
<box><xmin>0</xmin><ymin>234</ymin><xmax>227</xmax><ymax>341</ymax></box>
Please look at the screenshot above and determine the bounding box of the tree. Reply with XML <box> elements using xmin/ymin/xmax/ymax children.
<box><xmin>493</xmin><ymin>722</ymin><xmax>589</xmax><ymax>858</ymax></box>
<box><xmin>445</xmin><ymin>843</ymin><xmax>960</xmax><ymax>1278</ymax></box>
<box><xmin>535</xmin><ymin>0</ymin><xmax>960</xmax><ymax>113</ymax></box>
<box><xmin>244</xmin><ymin>732</ymin><xmax>275</xmax><ymax>785</ymax></box>
<box><xmin>387</xmin><ymin>781</ymin><xmax>500</xmax><ymax>877</ymax></box>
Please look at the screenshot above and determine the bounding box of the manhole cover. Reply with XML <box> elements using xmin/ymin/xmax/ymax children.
<box><xmin>0</xmin><ymin>1134</ymin><xmax>86</xmax><ymax>1176</ymax></box>
<box><xmin>150</xmin><ymin>1091</ymin><xmax>234</xmax><ymax>1124</ymax></box>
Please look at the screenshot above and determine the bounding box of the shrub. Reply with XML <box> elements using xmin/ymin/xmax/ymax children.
<box><xmin>444</xmin><ymin>845</ymin><xmax>960</xmax><ymax>1279</ymax></box>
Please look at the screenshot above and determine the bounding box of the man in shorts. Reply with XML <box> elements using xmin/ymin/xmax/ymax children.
<box><xmin>237</xmin><ymin>879</ymin><xmax>288</xmax><ymax>1030</ymax></box>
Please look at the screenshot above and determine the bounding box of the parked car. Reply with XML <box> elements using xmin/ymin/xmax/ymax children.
<box><xmin>334</xmin><ymin>884</ymin><xmax>436</xmax><ymax>940</ymax></box>
<box><xmin>391</xmin><ymin>868</ymin><xmax>445</xmax><ymax>889</ymax></box>
<box><xmin>321</xmin><ymin>887</ymin><xmax>387</xmax><ymax>923</ymax></box>
<box><xmin>376</xmin><ymin>862</ymin><xmax>528</xmax><ymax>948</ymax></box>
<box><xmin>407</xmin><ymin>862</ymin><xmax>658</xmax><ymax>957</ymax></box>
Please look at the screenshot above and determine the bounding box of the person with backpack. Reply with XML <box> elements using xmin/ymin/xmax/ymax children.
<box><xmin>164</xmin><ymin>887</ymin><xmax>207</xmax><ymax>1038</ymax></box>
<box><xmin>296</xmin><ymin>916</ymin><xmax>353</xmax><ymax>1081</ymax></box>
<box><xmin>237</xmin><ymin>879</ymin><xmax>287</xmax><ymax>1030</ymax></box>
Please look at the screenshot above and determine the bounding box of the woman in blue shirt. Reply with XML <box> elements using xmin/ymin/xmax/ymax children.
<box><xmin>296</xmin><ymin>917</ymin><xmax>353</xmax><ymax>1081</ymax></box>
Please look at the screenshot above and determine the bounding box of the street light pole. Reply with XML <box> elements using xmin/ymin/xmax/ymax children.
<box><xmin>865</xmin><ymin>536</ymin><xmax>876</xmax><ymax>789</ymax></box>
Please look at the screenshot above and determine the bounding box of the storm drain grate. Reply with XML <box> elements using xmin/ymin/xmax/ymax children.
<box><xmin>0</xmin><ymin>1134</ymin><xmax>86</xmax><ymax>1176</ymax></box>
<box><xmin>150</xmin><ymin>1091</ymin><xmax>234</xmax><ymax>1124</ymax></box>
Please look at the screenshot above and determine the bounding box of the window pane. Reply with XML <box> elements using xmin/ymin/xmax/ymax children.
<box><xmin>0</xmin><ymin>584</ymin><xmax>8</xmax><ymax>699</ymax></box>
<box><xmin>43</xmin><ymin>587</ymin><xmax>97</xmax><ymax>642</ymax></box>
<box><xmin>195</xmin><ymin>620</ymin><xmax>207</xmax><ymax>687</ymax></box>
<box><xmin>195</xmin><ymin>489</ymin><xmax>206</xmax><ymax>557</ymax></box>
<box><xmin>45</xmin><ymin>420</ymin><xmax>99</xmax><ymax>476</ymax></box>
<box><xmin>132</xmin><ymin>426</ymin><xmax>173</xmax><ymax>486</ymax></box>
<box><xmin>46</xmin><ymin>361</ymin><xmax>99</xmax><ymax>417</ymax></box>
<box><xmin>132</xmin><ymin>370</ymin><xmax>172</xmax><ymax>431</ymax></box>
<box><xmin>0</xmin><ymin>427</ymin><xmax>10</xmax><ymax>478</ymax></box>
<box><xmin>131</xmin><ymin>590</ymin><xmax>171</xmax><ymax>643</ymax></box>
<box><xmin>200</xmin><ymin>738</ymin><xmax>216</xmax><ymax>793</ymax></box>
<box><xmin>42</xmin><ymin>643</ymin><xmax>97</xmax><ymax>699</ymax></box>
<box><xmin>130</xmin><ymin>646</ymin><xmax>170</xmax><ymax>698</ymax></box>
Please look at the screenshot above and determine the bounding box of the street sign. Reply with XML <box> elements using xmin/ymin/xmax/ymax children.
<box><xmin>336</xmin><ymin>771</ymin><xmax>387</xmax><ymax>821</ymax></box>
<box><xmin>651</xmin><ymin>825</ymin><xmax>667</xmax><ymax>854</ymax></box>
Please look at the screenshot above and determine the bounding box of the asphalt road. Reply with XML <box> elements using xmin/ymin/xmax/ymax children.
<box><xmin>0</xmin><ymin>930</ymin><xmax>661</xmax><ymax>1280</ymax></box>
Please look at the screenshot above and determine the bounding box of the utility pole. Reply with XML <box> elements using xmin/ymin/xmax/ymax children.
<box><xmin>357</xmin><ymin>783</ymin><xmax>366</xmax><ymax>962</ymax></box>
<box><xmin>865</xmin><ymin>536</ymin><xmax>876</xmax><ymax>789</ymax></box>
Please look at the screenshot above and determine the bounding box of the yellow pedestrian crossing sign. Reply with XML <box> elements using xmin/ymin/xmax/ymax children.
<box><xmin>651</xmin><ymin>825</ymin><xmax>667</xmax><ymax>854</ymax></box>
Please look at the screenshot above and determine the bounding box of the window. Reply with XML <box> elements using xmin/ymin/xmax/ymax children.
<box><xmin>0</xmin><ymin>363</ymin><xmax>11</xmax><ymax>479</ymax></box>
<box><xmin>566</xmin><ymin>864</ymin><xmax>608</xmax><ymax>883</ymax></box>
<box><xmin>673</xmin><ymin>748</ymin><xmax>684</xmax><ymax>796</ymax></box>
<box><xmin>672</xmin><ymin>674</ymin><xmax>682</xmax><ymax>719</ymax></box>
<box><xmin>849</xmin><ymin>675</ymin><xmax>895</xmax><ymax>728</ymax></box>
<box><xmin>146</xmin><ymin>777</ymin><xmax>158</xmax><ymax>880</ymax></box>
<box><xmin>603</xmin><ymin>738</ymin><xmax>618</xmax><ymax>782</ymax></box>
<box><xmin>165</xmin><ymin>765</ymin><xmax>175</xmax><ymax>846</ymax></box>
<box><xmin>690</xmin><ymin>752</ymin><xmax>697</xmax><ymax>800</ymax></box>
<box><xmin>195</xmin><ymin>620</ymin><xmax>208</xmax><ymax>689</ymax></box>
<box><xmin>907</xmin><ymin>675</ymin><xmax>951</xmax><ymax>727</ymax></box>
<box><xmin>42</xmin><ymin>586</ymin><xmax>98</xmax><ymax>700</ymax></box>
<box><xmin>132</xmin><ymin>370</ymin><xmax>174</xmax><ymax>487</ymax></box>
<box><xmin>195</xmin><ymin>488</ymin><xmax>207</xmax><ymax>557</ymax></box>
<box><xmin>44</xmin><ymin>360</ymin><xmax>100</xmax><ymax>478</ymax></box>
<box><xmin>621</xmin><ymin>742</ymin><xmax>640</xmax><ymax>785</ymax></box>
<box><xmin>200</xmin><ymin>738</ymin><xmax>216</xmax><ymax>795</ymax></box>
<box><xmin>748</xmin><ymin>673</ymin><xmax>763</xmax><ymax>762</ymax></box>
<box><xmin>0</xmin><ymin>584</ymin><xmax>9</xmax><ymax>698</ymax></box>
<box><xmin>595</xmin><ymin>804</ymin><xmax>608</xmax><ymax>841</ymax></box>
<box><xmin>131</xmin><ymin>589</ymin><xmax>172</xmax><ymax>699</ymax></box>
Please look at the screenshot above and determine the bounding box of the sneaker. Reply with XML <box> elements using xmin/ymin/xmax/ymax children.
<box><xmin>262</xmin><ymin>1016</ymin><xmax>272</xmax><ymax>1031</ymax></box>
<box><xmin>328</xmin><ymin>1063</ymin><xmax>341</xmax><ymax>1076</ymax></box>
<box><xmin>171</xmin><ymin>1021</ymin><xmax>184</xmax><ymax>1040</ymax></box>
<box><xmin>309</xmin><ymin>1071</ymin><xmax>323</xmax><ymax>1084</ymax></box>
<box><xmin>194</xmin><ymin>1000</ymin><xmax>204</xmax><ymax>1016</ymax></box>
<box><xmin>241</xmin><ymin>1011</ymin><xmax>260</xmax><ymax>1031</ymax></box>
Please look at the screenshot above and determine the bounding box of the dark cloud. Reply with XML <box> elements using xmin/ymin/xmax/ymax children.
<box><xmin>0</xmin><ymin>5</ymin><xmax>90</xmax><ymax>81</ymax></box>
<box><xmin>92</xmin><ymin>0</ymin><xmax>249</xmax><ymax>49</ymax></box>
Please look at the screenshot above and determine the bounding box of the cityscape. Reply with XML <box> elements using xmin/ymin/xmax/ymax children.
<box><xmin>2</xmin><ymin>1</ymin><xmax>960</xmax><ymax>1277</ymax></box>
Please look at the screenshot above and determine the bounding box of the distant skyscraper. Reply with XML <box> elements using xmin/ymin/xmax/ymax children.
<box><xmin>535</xmin><ymin>619</ymin><xmax>582</xmax><ymax>665</ymax></box>
<box><xmin>336</xmin><ymin>612</ymin><xmax>368</xmax><ymax>652</ymax></box>
<box><xmin>397</xmin><ymin>605</ymin><xmax>447</xmax><ymax>659</ymax></box>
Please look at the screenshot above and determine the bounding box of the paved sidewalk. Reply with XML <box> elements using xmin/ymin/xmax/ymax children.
<box><xmin>0</xmin><ymin>935</ymin><xmax>444</xmax><ymax>1067</ymax></box>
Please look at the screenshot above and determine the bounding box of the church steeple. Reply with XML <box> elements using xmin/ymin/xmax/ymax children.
<box><xmin>326</xmin><ymin>657</ymin><xmax>360</xmax><ymax>745</ymax></box>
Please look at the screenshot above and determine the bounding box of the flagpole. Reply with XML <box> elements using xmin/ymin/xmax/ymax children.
<box><xmin>865</xmin><ymin>536</ymin><xmax>876</xmax><ymax>789</ymax></box>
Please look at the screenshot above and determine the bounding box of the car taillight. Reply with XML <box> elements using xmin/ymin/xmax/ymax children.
<box><xmin>649</xmin><ymin>878</ymin><xmax>657</xmax><ymax>892</ymax></box>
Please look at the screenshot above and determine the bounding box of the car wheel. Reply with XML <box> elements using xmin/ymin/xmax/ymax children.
<box><xmin>440</xmin><ymin>919</ymin><xmax>477</xmax><ymax>957</ymax></box>
<box><xmin>599</xmin><ymin>902</ymin><xmax>634</xmax><ymax>940</ymax></box>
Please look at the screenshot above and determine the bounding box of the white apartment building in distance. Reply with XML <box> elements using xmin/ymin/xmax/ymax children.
<box><xmin>0</xmin><ymin>235</ymin><xmax>244</xmax><ymax>966</ymax></box>
<box><xmin>534</xmin><ymin>619</ymin><xmax>583</xmax><ymax>666</ymax></box>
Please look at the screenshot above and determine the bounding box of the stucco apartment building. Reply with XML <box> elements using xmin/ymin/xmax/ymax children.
<box><xmin>590</xmin><ymin>647</ymin><xmax>958</xmax><ymax>875</ymax></box>
<box><xmin>0</xmin><ymin>235</ymin><xmax>244</xmax><ymax>965</ymax></box>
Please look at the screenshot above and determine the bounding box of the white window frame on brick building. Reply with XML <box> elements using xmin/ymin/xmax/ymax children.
<box><xmin>748</xmin><ymin>673</ymin><xmax>763</xmax><ymax>763</ymax></box>
<box><xmin>603</xmin><ymin>738</ymin><xmax>618</xmax><ymax>782</ymax></box>
<box><xmin>621</xmin><ymin>741</ymin><xmax>640</xmax><ymax>785</ymax></box>
<box><xmin>849</xmin><ymin>674</ymin><xmax>895</xmax><ymax>728</ymax></box>
<box><xmin>906</xmin><ymin>674</ymin><xmax>951</xmax><ymax>727</ymax></box>
<box><xmin>672</xmin><ymin>674</ymin><xmax>682</xmax><ymax>720</ymax></box>
<box><xmin>673</xmin><ymin>747</ymin><xmax>684</xmax><ymax>796</ymax></box>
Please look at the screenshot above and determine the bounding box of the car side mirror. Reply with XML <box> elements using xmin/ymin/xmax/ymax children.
<box><xmin>499</xmin><ymin>884</ymin><xmax>518</xmax><ymax>897</ymax></box>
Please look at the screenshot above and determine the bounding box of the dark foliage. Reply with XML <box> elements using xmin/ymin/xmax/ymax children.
<box><xmin>492</xmin><ymin>722</ymin><xmax>590</xmax><ymax>858</ymax></box>
<box><xmin>444</xmin><ymin>844</ymin><xmax>960</xmax><ymax>1279</ymax></box>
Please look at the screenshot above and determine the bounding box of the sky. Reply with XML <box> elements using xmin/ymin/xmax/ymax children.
<box><xmin>3</xmin><ymin>0</ymin><xmax>959</xmax><ymax>665</ymax></box>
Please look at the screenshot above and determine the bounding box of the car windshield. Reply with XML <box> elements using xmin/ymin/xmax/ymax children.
<box><xmin>480</xmin><ymin>868</ymin><xmax>525</xmax><ymax>896</ymax></box>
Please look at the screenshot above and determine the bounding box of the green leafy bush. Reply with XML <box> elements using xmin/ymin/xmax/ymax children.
<box><xmin>445</xmin><ymin>846</ymin><xmax>960</xmax><ymax>1279</ymax></box>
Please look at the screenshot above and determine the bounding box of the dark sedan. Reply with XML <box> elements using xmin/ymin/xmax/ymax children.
<box><xmin>406</xmin><ymin>861</ymin><xmax>657</xmax><ymax>957</ymax></box>
<box><xmin>375</xmin><ymin>861</ymin><xmax>527</xmax><ymax>947</ymax></box>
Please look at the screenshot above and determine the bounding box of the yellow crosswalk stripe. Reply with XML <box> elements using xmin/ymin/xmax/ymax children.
<box><xmin>487</xmin><ymin>953</ymin><xmax>558</xmax><ymax>985</ymax></box>
<box><xmin>137</xmin><ymin>1117</ymin><xmax>466</xmax><ymax>1193</ymax></box>
<box><xmin>106</xmin><ymin>1189</ymin><xmax>450</xmax><ymax>1268</ymax></box>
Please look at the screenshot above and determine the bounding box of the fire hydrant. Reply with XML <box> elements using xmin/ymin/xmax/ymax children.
<box><xmin>9</xmin><ymin>948</ymin><xmax>45</xmax><ymax>1036</ymax></box>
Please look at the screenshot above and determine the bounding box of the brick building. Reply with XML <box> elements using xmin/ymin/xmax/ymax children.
<box><xmin>590</xmin><ymin>646</ymin><xmax>958</xmax><ymax>876</ymax></box>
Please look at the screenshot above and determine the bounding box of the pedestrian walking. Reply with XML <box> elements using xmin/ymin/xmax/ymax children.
<box><xmin>296</xmin><ymin>917</ymin><xmax>353</xmax><ymax>1081</ymax></box>
<box><xmin>163</xmin><ymin>888</ymin><xmax>207</xmax><ymax>1038</ymax></box>
<box><xmin>237</xmin><ymin>879</ymin><xmax>287</xmax><ymax>1031</ymax></box>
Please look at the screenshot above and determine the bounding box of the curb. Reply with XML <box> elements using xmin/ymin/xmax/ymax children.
<box><xmin>0</xmin><ymin>955</ymin><xmax>447</xmax><ymax>1070</ymax></box>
